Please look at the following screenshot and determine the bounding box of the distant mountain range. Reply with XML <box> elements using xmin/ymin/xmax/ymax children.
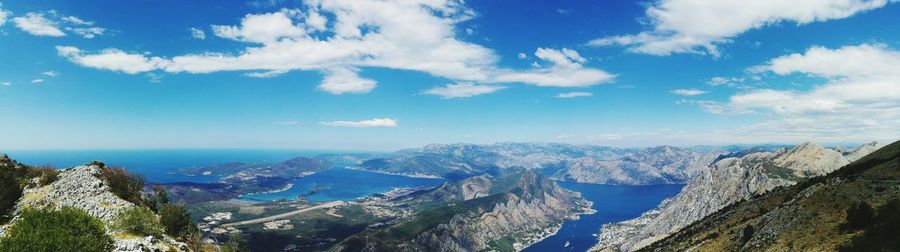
<box><xmin>356</xmin><ymin>142</ymin><xmax>725</xmax><ymax>185</ymax></box>
<box><xmin>595</xmin><ymin>141</ymin><xmax>884</xmax><ymax>251</ymax></box>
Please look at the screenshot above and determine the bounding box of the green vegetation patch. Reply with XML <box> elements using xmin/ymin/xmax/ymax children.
<box><xmin>0</xmin><ymin>207</ymin><xmax>113</xmax><ymax>252</ymax></box>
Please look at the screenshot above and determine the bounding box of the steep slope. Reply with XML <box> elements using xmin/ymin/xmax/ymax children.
<box><xmin>595</xmin><ymin>142</ymin><xmax>880</xmax><ymax>251</ymax></box>
<box><xmin>357</xmin><ymin>143</ymin><xmax>722</xmax><ymax>185</ymax></box>
<box><xmin>639</xmin><ymin>140</ymin><xmax>900</xmax><ymax>251</ymax></box>
<box><xmin>331</xmin><ymin>168</ymin><xmax>590</xmax><ymax>252</ymax></box>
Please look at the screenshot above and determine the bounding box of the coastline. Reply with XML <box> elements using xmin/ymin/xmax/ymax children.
<box><xmin>518</xmin><ymin>195</ymin><xmax>597</xmax><ymax>251</ymax></box>
<box><xmin>342</xmin><ymin>166</ymin><xmax>444</xmax><ymax>179</ymax></box>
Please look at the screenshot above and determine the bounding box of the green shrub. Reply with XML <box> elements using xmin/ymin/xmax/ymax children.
<box><xmin>97</xmin><ymin>166</ymin><xmax>146</xmax><ymax>207</ymax></box>
<box><xmin>841</xmin><ymin>201</ymin><xmax>875</xmax><ymax>232</ymax></box>
<box><xmin>841</xmin><ymin>199</ymin><xmax>900</xmax><ymax>251</ymax></box>
<box><xmin>222</xmin><ymin>234</ymin><xmax>250</xmax><ymax>252</ymax></box>
<box><xmin>159</xmin><ymin>203</ymin><xmax>197</xmax><ymax>238</ymax></box>
<box><xmin>0</xmin><ymin>171</ymin><xmax>23</xmax><ymax>224</ymax></box>
<box><xmin>112</xmin><ymin>207</ymin><xmax>163</xmax><ymax>237</ymax></box>
<box><xmin>0</xmin><ymin>207</ymin><xmax>113</xmax><ymax>252</ymax></box>
<box><xmin>28</xmin><ymin>166</ymin><xmax>59</xmax><ymax>187</ymax></box>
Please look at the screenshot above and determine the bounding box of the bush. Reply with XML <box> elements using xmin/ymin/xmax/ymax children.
<box><xmin>159</xmin><ymin>203</ymin><xmax>197</xmax><ymax>238</ymax></box>
<box><xmin>841</xmin><ymin>199</ymin><xmax>900</xmax><ymax>251</ymax></box>
<box><xmin>0</xmin><ymin>207</ymin><xmax>113</xmax><ymax>252</ymax></box>
<box><xmin>28</xmin><ymin>166</ymin><xmax>59</xmax><ymax>186</ymax></box>
<box><xmin>739</xmin><ymin>224</ymin><xmax>755</xmax><ymax>244</ymax></box>
<box><xmin>840</xmin><ymin>201</ymin><xmax>875</xmax><ymax>232</ymax></box>
<box><xmin>0</xmin><ymin>171</ymin><xmax>23</xmax><ymax>224</ymax></box>
<box><xmin>112</xmin><ymin>207</ymin><xmax>163</xmax><ymax>237</ymax></box>
<box><xmin>97</xmin><ymin>166</ymin><xmax>146</xmax><ymax>207</ymax></box>
<box><xmin>222</xmin><ymin>234</ymin><xmax>250</xmax><ymax>252</ymax></box>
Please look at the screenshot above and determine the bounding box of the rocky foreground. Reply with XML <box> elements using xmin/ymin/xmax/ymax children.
<box><xmin>2</xmin><ymin>163</ymin><xmax>188</xmax><ymax>251</ymax></box>
<box><xmin>594</xmin><ymin>142</ymin><xmax>882</xmax><ymax>251</ymax></box>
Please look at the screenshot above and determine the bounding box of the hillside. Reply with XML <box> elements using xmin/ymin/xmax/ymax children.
<box><xmin>638</xmin><ymin>140</ymin><xmax>900</xmax><ymax>251</ymax></box>
<box><xmin>330</xmin><ymin>168</ymin><xmax>591</xmax><ymax>251</ymax></box>
<box><xmin>595</xmin><ymin>142</ymin><xmax>881</xmax><ymax>251</ymax></box>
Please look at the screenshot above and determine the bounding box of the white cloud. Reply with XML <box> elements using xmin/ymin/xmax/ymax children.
<box><xmin>57</xmin><ymin>0</ymin><xmax>615</xmax><ymax>95</ymax></box>
<box><xmin>682</xmin><ymin>44</ymin><xmax>900</xmax><ymax>143</ymax></box>
<box><xmin>1</xmin><ymin>81</ymin><xmax>11</xmax><ymax>86</ymax></box>
<box><xmin>490</xmin><ymin>48</ymin><xmax>615</xmax><ymax>87</ymax></box>
<box><xmin>67</xmin><ymin>27</ymin><xmax>105</xmax><ymax>38</ymax></box>
<box><xmin>317</xmin><ymin>67</ymin><xmax>377</xmax><ymax>94</ymax></box>
<box><xmin>42</xmin><ymin>71</ymin><xmax>59</xmax><ymax>77</ymax></box>
<box><xmin>557</xmin><ymin>9</ymin><xmax>573</xmax><ymax>15</ymax></box>
<box><xmin>320</xmin><ymin>118</ymin><xmax>397</xmax><ymax>128</ymax></box>
<box><xmin>273</xmin><ymin>121</ymin><xmax>300</xmax><ymax>125</ymax></box>
<box><xmin>555</xmin><ymin>92</ymin><xmax>593</xmax><ymax>98</ymax></box>
<box><xmin>589</xmin><ymin>0</ymin><xmax>896</xmax><ymax>56</ymax></box>
<box><xmin>30</xmin><ymin>79</ymin><xmax>44</xmax><ymax>84</ymax></box>
<box><xmin>211</xmin><ymin>9</ymin><xmax>306</xmax><ymax>44</ymax></box>
<box><xmin>517</xmin><ymin>52</ymin><xmax>527</xmax><ymax>60</ymax></box>
<box><xmin>61</xmin><ymin>16</ymin><xmax>93</xmax><ymax>26</ymax></box>
<box><xmin>12</xmin><ymin>12</ymin><xmax>65</xmax><ymax>37</ymax></box>
<box><xmin>671</xmin><ymin>89</ymin><xmax>707</xmax><ymax>96</ymax></box>
<box><xmin>423</xmin><ymin>82</ymin><xmax>506</xmax><ymax>98</ymax></box>
<box><xmin>245</xmin><ymin>69</ymin><xmax>288</xmax><ymax>78</ymax></box>
<box><xmin>56</xmin><ymin>46</ymin><xmax>166</xmax><ymax>74</ymax></box>
<box><xmin>189</xmin><ymin>27</ymin><xmax>206</xmax><ymax>39</ymax></box>
<box><xmin>0</xmin><ymin>5</ymin><xmax>9</xmax><ymax>27</ymax></box>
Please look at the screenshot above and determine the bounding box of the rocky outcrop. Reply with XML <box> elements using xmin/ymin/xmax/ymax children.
<box><xmin>594</xmin><ymin>142</ymin><xmax>881</xmax><ymax>252</ymax></box>
<box><xmin>14</xmin><ymin>164</ymin><xmax>134</xmax><ymax>222</ymax></box>
<box><xmin>6</xmin><ymin>163</ymin><xmax>188</xmax><ymax>252</ymax></box>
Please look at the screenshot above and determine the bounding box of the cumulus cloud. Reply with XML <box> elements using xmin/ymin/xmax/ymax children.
<box><xmin>317</xmin><ymin>67</ymin><xmax>377</xmax><ymax>94</ymax></box>
<box><xmin>589</xmin><ymin>0</ymin><xmax>896</xmax><ymax>56</ymax></box>
<box><xmin>0</xmin><ymin>5</ymin><xmax>9</xmax><ymax>27</ymax></box>
<box><xmin>682</xmin><ymin>44</ymin><xmax>900</xmax><ymax>142</ymax></box>
<box><xmin>189</xmin><ymin>27</ymin><xmax>206</xmax><ymax>39</ymax></box>
<box><xmin>56</xmin><ymin>0</ymin><xmax>615</xmax><ymax>95</ymax></box>
<box><xmin>671</xmin><ymin>89</ymin><xmax>707</xmax><ymax>96</ymax></box>
<box><xmin>555</xmin><ymin>92</ymin><xmax>593</xmax><ymax>98</ymax></box>
<box><xmin>56</xmin><ymin>46</ymin><xmax>166</xmax><ymax>74</ymax></box>
<box><xmin>12</xmin><ymin>12</ymin><xmax>65</xmax><ymax>36</ymax></box>
<box><xmin>320</xmin><ymin>118</ymin><xmax>397</xmax><ymax>128</ymax></box>
<box><xmin>423</xmin><ymin>82</ymin><xmax>506</xmax><ymax>99</ymax></box>
<box><xmin>490</xmin><ymin>48</ymin><xmax>615</xmax><ymax>87</ymax></box>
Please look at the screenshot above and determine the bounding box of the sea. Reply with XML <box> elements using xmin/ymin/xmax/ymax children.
<box><xmin>523</xmin><ymin>182</ymin><xmax>684</xmax><ymax>252</ymax></box>
<box><xmin>3</xmin><ymin>149</ymin><xmax>683</xmax><ymax>251</ymax></box>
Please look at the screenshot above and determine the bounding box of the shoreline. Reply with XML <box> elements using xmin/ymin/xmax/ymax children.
<box><xmin>342</xmin><ymin>166</ymin><xmax>444</xmax><ymax>179</ymax></box>
<box><xmin>518</xmin><ymin>197</ymin><xmax>597</xmax><ymax>251</ymax></box>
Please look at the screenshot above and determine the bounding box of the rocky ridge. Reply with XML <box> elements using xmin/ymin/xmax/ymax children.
<box><xmin>594</xmin><ymin>142</ymin><xmax>882</xmax><ymax>251</ymax></box>
<box><xmin>4</xmin><ymin>163</ymin><xmax>187</xmax><ymax>252</ymax></box>
<box><xmin>332</xmin><ymin>168</ymin><xmax>591</xmax><ymax>251</ymax></box>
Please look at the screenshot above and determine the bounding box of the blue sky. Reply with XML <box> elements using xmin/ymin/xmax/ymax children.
<box><xmin>1</xmin><ymin>0</ymin><xmax>899</xmax><ymax>150</ymax></box>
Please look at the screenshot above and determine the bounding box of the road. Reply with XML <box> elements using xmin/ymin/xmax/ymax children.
<box><xmin>220</xmin><ymin>201</ymin><xmax>344</xmax><ymax>227</ymax></box>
